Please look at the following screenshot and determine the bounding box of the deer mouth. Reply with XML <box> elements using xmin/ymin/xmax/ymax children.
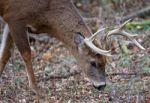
<box><xmin>92</xmin><ymin>81</ymin><xmax>106</xmax><ymax>91</ymax></box>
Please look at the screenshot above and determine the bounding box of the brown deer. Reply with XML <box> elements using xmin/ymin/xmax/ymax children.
<box><xmin>0</xmin><ymin>0</ymin><xmax>145</xmax><ymax>94</ymax></box>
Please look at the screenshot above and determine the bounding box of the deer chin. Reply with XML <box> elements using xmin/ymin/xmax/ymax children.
<box><xmin>92</xmin><ymin>80</ymin><xmax>106</xmax><ymax>91</ymax></box>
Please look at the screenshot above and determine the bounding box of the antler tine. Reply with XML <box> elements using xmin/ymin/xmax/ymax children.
<box><xmin>84</xmin><ymin>38</ymin><xmax>112</xmax><ymax>56</ymax></box>
<box><xmin>88</xmin><ymin>28</ymin><xmax>106</xmax><ymax>41</ymax></box>
<box><xmin>119</xmin><ymin>19</ymin><xmax>132</xmax><ymax>30</ymax></box>
<box><xmin>118</xmin><ymin>31</ymin><xmax>145</xmax><ymax>50</ymax></box>
<box><xmin>106</xmin><ymin>28</ymin><xmax>138</xmax><ymax>38</ymax></box>
<box><xmin>105</xmin><ymin>19</ymin><xmax>137</xmax><ymax>39</ymax></box>
<box><xmin>84</xmin><ymin>28</ymin><xmax>112</xmax><ymax>56</ymax></box>
<box><xmin>104</xmin><ymin>20</ymin><xmax>145</xmax><ymax>50</ymax></box>
<box><xmin>119</xmin><ymin>32</ymin><xmax>145</xmax><ymax>50</ymax></box>
<box><xmin>131</xmin><ymin>39</ymin><xmax>146</xmax><ymax>50</ymax></box>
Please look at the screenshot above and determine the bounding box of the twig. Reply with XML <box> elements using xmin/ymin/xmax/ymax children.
<box><xmin>83</xmin><ymin>17</ymin><xmax>100</xmax><ymax>23</ymax></box>
<box><xmin>107</xmin><ymin>72</ymin><xmax>150</xmax><ymax>76</ymax></box>
<box><xmin>37</xmin><ymin>71</ymin><xmax>80</xmax><ymax>81</ymax></box>
<box><xmin>121</xmin><ymin>7</ymin><xmax>150</xmax><ymax>23</ymax></box>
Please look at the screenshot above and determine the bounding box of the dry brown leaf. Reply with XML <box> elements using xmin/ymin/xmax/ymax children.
<box><xmin>42</xmin><ymin>52</ymin><xmax>53</xmax><ymax>61</ymax></box>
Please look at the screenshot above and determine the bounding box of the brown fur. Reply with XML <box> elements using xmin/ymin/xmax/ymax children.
<box><xmin>0</xmin><ymin>0</ymin><xmax>107</xmax><ymax>93</ymax></box>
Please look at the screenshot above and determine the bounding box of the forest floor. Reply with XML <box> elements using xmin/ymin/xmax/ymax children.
<box><xmin>0</xmin><ymin>0</ymin><xmax>150</xmax><ymax>103</ymax></box>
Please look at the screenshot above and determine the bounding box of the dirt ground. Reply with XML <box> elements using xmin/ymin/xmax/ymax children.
<box><xmin>0</xmin><ymin>0</ymin><xmax>150</xmax><ymax>103</ymax></box>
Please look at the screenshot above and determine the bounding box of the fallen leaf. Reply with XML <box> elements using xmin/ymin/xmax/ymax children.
<box><xmin>42</xmin><ymin>52</ymin><xmax>53</xmax><ymax>61</ymax></box>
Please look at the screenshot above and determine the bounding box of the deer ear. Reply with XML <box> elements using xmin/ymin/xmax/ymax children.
<box><xmin>74</xmin><ymin>32</ymin><xmax>85</xmax><ymax>45</ymax></box>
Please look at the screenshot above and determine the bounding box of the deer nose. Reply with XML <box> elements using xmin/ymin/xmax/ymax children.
<box><xmin>93</xmin><ymin>82</ymin><xmax>106</xmax><ymax>91</ymax></box>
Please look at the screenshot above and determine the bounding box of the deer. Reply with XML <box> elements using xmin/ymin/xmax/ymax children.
<box><xmin>0</xmin><ymin>0</ymin><xmax>145</xmax><ymax>95</ymax></box>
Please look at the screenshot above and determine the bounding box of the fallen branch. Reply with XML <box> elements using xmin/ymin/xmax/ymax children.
<box><xmin>107</xmin><ymin>72</ymin><xmax>150</xmax><ymax>76</ymax></box>
<box><xmin>37</xmin><ymin>71</ymin><xmax>80</xmax><ymax>81</ymax></box>
<box><xmin>121</xmin><ymin>7</ymin><xmax>150</xmax><ymax>23</ymax></box>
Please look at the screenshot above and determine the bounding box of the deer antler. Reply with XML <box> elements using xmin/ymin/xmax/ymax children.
<box><xmin>84</xmin><ymin>19</ymin><xmax>145</xmax><ymax>57</ymax></box>
<box><xmin>104</xmin><ymin>19</ymin><xmax>146</xmax><ymax>50</ymax></box>
<box><xmin>84</xmin><ymin>28</ymin><xmax>112</xmax><ymax>56</ymax></box>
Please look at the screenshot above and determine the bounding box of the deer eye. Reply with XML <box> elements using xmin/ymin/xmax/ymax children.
<box><xmin>90</xmin><ymin>61</ymin><xmax>96</xmax><ymax>67</ymax></box>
